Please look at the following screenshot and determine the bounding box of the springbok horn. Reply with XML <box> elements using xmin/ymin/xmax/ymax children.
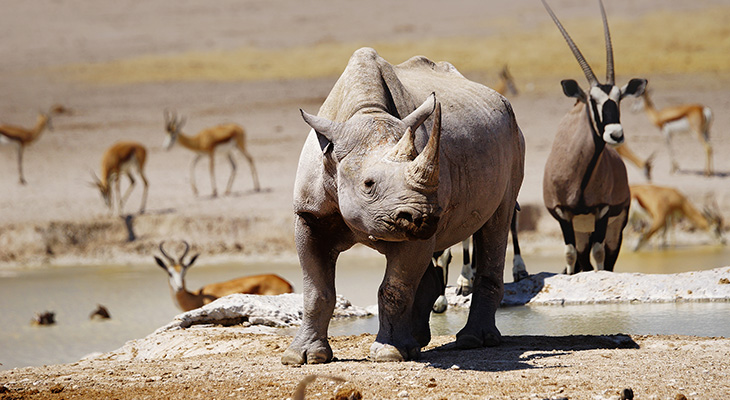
<box><xmin>159</xmin><ymin>241</ymin><xmax>175</xmax><ymax>265</ymax></box>
<box><xmin>179</xmin><ymin>241</ymin><xmax>190</xmax><ymax>265</ymax></box>
<box><xmin>407</xmin><ymin>102</ymin><xmax>441</xmax><ymax>191</ymax></box>
<box><xmin>386</xmin><ymin>127</ymin><xmax>418</xmax><ymax>162</ymax></box>
<box><xmin>599</xmin><ymin>0</ymin><xmax>615</xmax><ymax>85</ymax></box>
<box><xmin>542</xmin><ymin>0</ymin><xmax>598</xmax><ymax>86</ymax></box>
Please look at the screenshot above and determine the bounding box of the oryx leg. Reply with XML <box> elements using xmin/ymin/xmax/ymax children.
<box><xmin>189</xmin><ymin>154</ymin><xmax>203</xmax><ymax>196</ymax></box>
<box><xmin>575</xmin><ymin>232</ymin><xmax>592</xmax><ymax>273</ymax></box>
<box><xmin>224</xmin><ymin>152</ymin><xmax>237</xmax><ymax>196</ymax></box>
<box><xmin>554</xmin><ymin>211</ymin><xmax>577</xmax><ymax>275</ymax></box>
<box><xmin>511</xmin><ymin>206</ymin><xmax>528</xmax><ymax>282</ymax></box>
<box><xmin>281</xmin><ymin>213</ymin><xmax>354</xmax><ymax>365</ymax></box>
<box><xmin>455</xmin><ymin>237</ymin><xmax>474</xmax><ymax>295</ymax></box>
<box><xmin>431</xmin><ymin>248</ymin><xmax>451</xmax><ymax>314</ymax></box>
<box><xmin>603</xmin><ymin>208</ymin><xmax>628</xmax><ymax>271</ymax></box>
<box><xmin>455</xmin><ymin>199</ymin><xmax>512</xmax><ymax>349</ymax></box>
<box><xmin>589</xmin><ymin>213</ymin><xmax>610</xmax><ymax>271</ymax></box>
<box><xmin>371</xmin><ymin>240</ymin><xmax>435</xmax><ymax>362</ymax></box>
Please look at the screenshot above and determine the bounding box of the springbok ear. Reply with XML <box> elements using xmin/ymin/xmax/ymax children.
<box><xmin>561</xmin><ymin>79</ymin><xmax>586</xmax><ymax>101</ymax></box>
<box><xmin>301</xmin><ymin>109</ymin><xmax>338</xmax><ymax>154</ymax></box>
<box><xmin>621</xmin><ymin>78</ymin><xmax>647</xmax><ymax>99</ymax></box>
<box><xmin>153</xmin><ymin>256</ymin><xmax>167</xmax><ymax>270</ymax></box>
<box><xmin>186</xmin><ymin>254</ymin><xmax>200</xmax><ymax>268</ymax></box>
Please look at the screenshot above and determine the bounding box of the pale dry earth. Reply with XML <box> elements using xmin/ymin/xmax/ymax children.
<box><xmin>1</xmin><ymin>1</ymin><xmax>730</xmax><ymax>399</ymax></box>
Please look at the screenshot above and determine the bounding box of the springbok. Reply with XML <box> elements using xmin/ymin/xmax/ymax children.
<box><xmin>163</xmin><ymin>110</ymin><xmax>261</xmax><ymax>197</ymax></box>
<box><xmin>154</xmin><ymin>241</ymin><xmax>294</xmax><ymax>312</ymax></box>
<box><xmin>616</xmin><ymin>144</ymin><xmax>654</xmax><ymax>181</ymax></box>
<box><xmin>630</xmin><ymin>184</ymin><xmax>725</xmax><ymax>250</ymax></box>
<box><xmin>493</xmin><ymin>65</ymin><xmax>518</xmax><ymax>97</ymax></box>
<box><xmin>431</xmin><ymin>205</ymin><xmax>526</xmax><ymax>313</ymax></box>
<box><xmin>636</xmin><ymin>90</ymin><xmax>713</xmax><ymax>176</ymax></box>
<box><xmin>542</xmin><ymin>0</ymin><xmax>647</xmax><ymax>274</ymax></box>
<box><xmin>0</xmin><ymin>110</ymin><xmax>53</xmax><ymax>184</ymax></box>
<box><xmin>92</xmin><ymin>141</ymin><xmax>149</xmax><ymax>215</ymax></box>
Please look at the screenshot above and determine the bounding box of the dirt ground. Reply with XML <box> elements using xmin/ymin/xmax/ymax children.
<box><xmin>2</xmin><ymin>0</ymin><xmax>730</xmax><ymax>398</ymax></box>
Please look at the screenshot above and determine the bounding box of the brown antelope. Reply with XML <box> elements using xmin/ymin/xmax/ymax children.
<box><xmin>91</xmin><ymin>141</ymin><xmax>149</xmax><ymax>215</ymax></box>
<box><xmin>0</xmin><ymin>110</ymin><xmax>53</xmax><ymax>184</ymax></box>
<box><xmin>493</xmin><ymin>65</ymin><xmax>518</xmax><ymax>97</ymax></box>
<box><xmin>637</xmin><ymin>90</ymin><xmax>714</xmax><ymax>176</ymax></box>
<box><xmin>615</xmin><ymin>143</ymin><xmax>654</xmax><ymax>181</ymax></box>
<box><xmin>163</xmin><ymin>110</ymin><xmax>261</xmax><ymax>197</ymax></box>
<box><xmin>542</xmin><ymin>0</ymin><xmax>647</xmax><ymax>274</ymax></box>
<box><xmin>154</xmin><ymin>241</ymin><xmax>294</xmax><ymax>312</ymax></box>
<box><xmin>630</xmin><ymin>184</ymin><xmax>725</xmax><ymax>250</ymax></box>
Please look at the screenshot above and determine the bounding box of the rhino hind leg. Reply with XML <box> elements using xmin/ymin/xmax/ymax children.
<box><xmin>455</xmin><ymin>200</ymin><xmax>513</xmax><ymax>349</ymax></box>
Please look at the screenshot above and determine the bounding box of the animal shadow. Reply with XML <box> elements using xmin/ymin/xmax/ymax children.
<box><xmin>421</xmin><ymin>334</ymin><xmax>638</xmax><ymax>372</ymax></box>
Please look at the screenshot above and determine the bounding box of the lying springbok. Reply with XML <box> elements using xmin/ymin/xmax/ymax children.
<box><xmin>154</xmin><ymin>241</ymin><xmax>294</xmax><ymax>312</ymax></box>
<box><xmin>542</xmin><ymin>0</ymin><xmax>646</xmax><ymax>274</ymax></box>
<box><xmin>630</xmin><ymin>184</ymin><xmax>725</xmax><ymax>250</ymax></box>
<box><xmin>431</xmin><ymin>205</ymin><xmax>526</xmax><ymax>313</ymax></box>
<box><xmin>163</xmin><ymin>110</ymin><xmax>261</xmax><ymax>197</ymax></box>
<box><xmin>0</xmin><ymin>110</ymin><xmax>53</xmax><ymax>184</ymax></box>
<box><xmin>637</xmin><ymin>90</ymin><xmax>714</xmax><ymax>176</ymax></box>
<box><xmin>92</xmin><ymin>141</ymin><xmax>149</xmax><ymax>215</ymax></box>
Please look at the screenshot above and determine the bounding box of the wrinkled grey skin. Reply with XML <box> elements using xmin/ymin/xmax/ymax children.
<box><xmin>282</xmin><ymin>48</ymin><xmax>524</xmax><ymax>364</ymax></box>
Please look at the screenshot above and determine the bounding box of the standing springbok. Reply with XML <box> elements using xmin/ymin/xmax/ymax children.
<box><xmin>630</xmin><ymin>184</ymin><xmax>725</xmax><ymax>250</ymax></box>
<box><xmin>615</xmin><ymin>144</ymin><xmax>654</xmax><ymax>181</ymax></box>
<box><xmin>542</xmin><ymin>0</ymin><xmax>647</xmax><ymax>274</ymax></box>
<box><xmin>154</xmin><ymin>241</ymin><xmax>294</xmax><ymax>312</ymax></box>
<box><xmin>163</xmin><ymin>110</ymin><xmax>261</xmax><ymax>197</ymax></box>
<box><xmin>92</xmin><ymin>141</ymin><xmax>149</xmax><ymax>215</ymax></box>
<box><xmin>637</xmin><ymin>90</ymin><xmax>713</xmax><ymax>176</ymax></box>
<box><xmin>0</xmin><ymin>110</ymin><xmax>53</xmax><ymax>184</ymax></box>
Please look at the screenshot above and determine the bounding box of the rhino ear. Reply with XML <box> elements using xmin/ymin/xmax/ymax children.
<box><xmin>301</xmin><ymin>109</ymin><xmax>338</xmax><ymax>153</ymax></box>
<box><xmin>402</xmin><ymin>93</ymin><xmax>436</xmax><ymax>133</ymax></box>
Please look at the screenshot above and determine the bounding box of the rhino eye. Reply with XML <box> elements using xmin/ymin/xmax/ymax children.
<box><xmin>363</xmin><ymin>179</ymin><xmax>375</xmax><ymax>193</ymax></box>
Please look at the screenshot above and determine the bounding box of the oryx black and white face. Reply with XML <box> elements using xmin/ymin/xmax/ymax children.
<box><xmin>544</xmin><ymin>0</ymin><xmax>647</xmax><ymax>147</ymax></box>
<box><xmin>561</xmin><ymin>78</ymin><xmax>647</xmax><ymax>146</ymax></box>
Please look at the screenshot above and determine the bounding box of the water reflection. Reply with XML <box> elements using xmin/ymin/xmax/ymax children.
<box><xmin>0</xmin><ymin>245</ymin><xmax>728</xmax><ymax>370</ymax></box>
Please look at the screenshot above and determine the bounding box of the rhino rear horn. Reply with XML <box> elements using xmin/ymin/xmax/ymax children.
<box><xmin>407</xmin><ymin>102</ymin><xmax>441</xmax><ymax>192</ymax></box>
<box><xmin>402</xmin><ymin>93</ymin><xmax>436</xmax><ymax>133</ymax></box>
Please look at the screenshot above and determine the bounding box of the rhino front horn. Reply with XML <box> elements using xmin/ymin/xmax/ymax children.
<box><xmin>407</xmin><ymin>102</ymin><xmax>441</xmax><ymax>191</ymax></box>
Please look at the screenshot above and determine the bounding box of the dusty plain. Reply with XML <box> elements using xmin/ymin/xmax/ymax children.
<box><xmin>1</xmin><ymin>0</ymin><xmax>730</xmax><ymax>399</ymax></box>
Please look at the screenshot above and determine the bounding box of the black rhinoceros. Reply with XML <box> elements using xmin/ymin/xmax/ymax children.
<box><xmin>282</xmin><ymin>47</ymin><xmax>525</xmax><ymax>364</ymax></box>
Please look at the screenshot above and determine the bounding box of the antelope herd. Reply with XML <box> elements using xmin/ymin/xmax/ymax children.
<box><xmin>2</xmin><ymin>0</ymin><xmax>726</xmax><ymax>317</ymax></box>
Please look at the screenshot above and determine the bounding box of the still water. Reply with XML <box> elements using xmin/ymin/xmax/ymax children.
<box><xmin>1</xmin><ymin>245</ymin><xmax>729</xmax><ymax>370</ymax></box>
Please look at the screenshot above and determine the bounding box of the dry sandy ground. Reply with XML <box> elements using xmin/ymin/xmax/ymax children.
<box><xmin>2</xmin><ymin>0</ymin><xmax>730</xmax><ymax>398</ymax></box>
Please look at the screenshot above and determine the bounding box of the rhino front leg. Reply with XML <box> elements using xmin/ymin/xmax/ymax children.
<box><xmin>456</xmin><ymin>200</ymin><xmax>512</xmax><ymax>349</ymax></box>
<box><xmin>282</xmin><ymin>213</ymin><xmax>351</xmax><ymax>365</ymax></box>
<box><xmin>371</xmin><ymin>240</ymin><xmax>435</xmax><ymax>362</ymax></box>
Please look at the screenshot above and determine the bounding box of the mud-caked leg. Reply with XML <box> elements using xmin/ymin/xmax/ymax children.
<box><xmin>456</xmin><ymin>201</ymin><xmax>513</xmax><ymax>349</ymax></box>
<box><xmin>371</xmin><ymin>240</ymin><xmax>435</xmax><ymax>362</ymax></box>
<box><xmin>281</xmin><ymin>213</ymin><xmax>353</xmax><ymax>365</ymax></box>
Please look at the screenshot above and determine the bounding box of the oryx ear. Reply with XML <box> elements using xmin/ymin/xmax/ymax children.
<box><xmin>621</xmin><ymin>78</ymin><xmax>647</xmax><ymax>99</ymax></box>
<box><xmin>301</xmin><ymin>109</ymin><xmax>338</xmax><ymax>153</ymax></box>
<box><xmin>154</xmin><ymin>256</ymin><xmax>167</xmax><ymax>270</ymax></box>
<box><xmin>561</xmin><ymin>79</ymin><xmax>586</xmax><ymax>101</ymax></box>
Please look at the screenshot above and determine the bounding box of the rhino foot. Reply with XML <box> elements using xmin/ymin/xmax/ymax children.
<box><xmin>455</xmin><ymin>327</ymin><xmax>501</xmax><ymax>349</ymax></box>
<box><xmin>281</xmin><ymin>340</ymin><xmax>333</xmax><ymax>365</ymax></box>
<box><xmin>370</xmin><ymin>342</ymin><xmax>420</xmax><ymax>362</ymax></box>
